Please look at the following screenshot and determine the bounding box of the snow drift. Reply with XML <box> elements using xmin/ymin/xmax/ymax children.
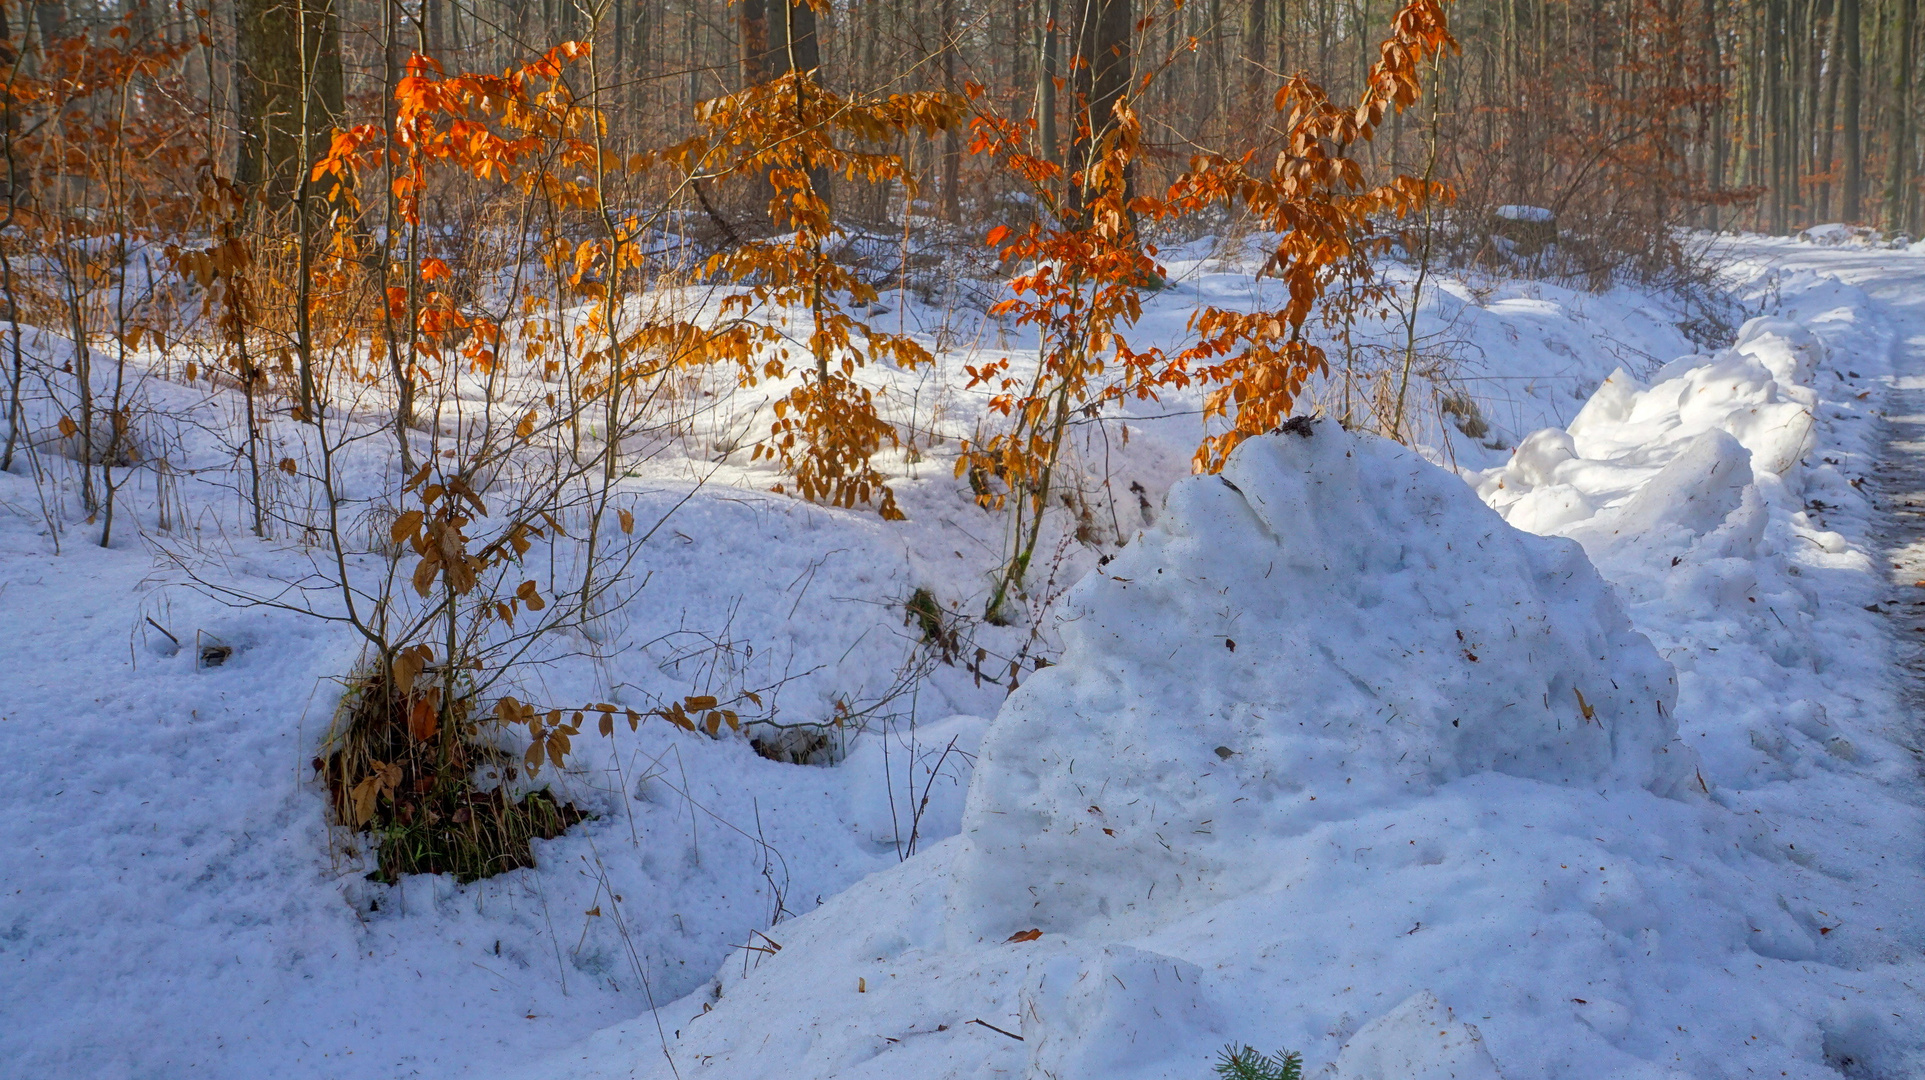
<box><xmin>949</xmin><ymin>419</ymin><xmax>1695</xmax><ymax>943</ymax></box>
<box><xmin>1481</xmin><ymin>315</ymin><xmax>1823</xmax><ymax>544</ymax></box>
<box><xmin>1474</xmin><ymin>306</ymin><xmax>1909</xmax><ymax>789</ymax></box>
<box><xmin>535</xmin><ymin>425</ymin><xmax>1897</xmax><ymax>1080</ymax></box>
<box><xmin>529</xmin><ymin>266</ymin><xmax>1925</xmax><ymax>1076</ymax></box>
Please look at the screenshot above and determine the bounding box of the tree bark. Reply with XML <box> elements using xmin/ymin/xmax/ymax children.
<box><xmin>741</xmin><ymin>0</ymin><xmax>818</xmax><ymax>82</ymax></box>
<box><xmin>1066</xmin><ymin>0</ymin><xmax>1132</xmax><ymax>223</ymax></box>
<box><xmin>236</xmin><ymin>0</ymin><xmax>343</xmax><ymax>213</ymax></box>
<box><xmin>1243</xmin><ymin>0</ymin><xmax>1269</xmax><ymax>95</ymax></box>
<box><xmin>740</xmin><ymin>0</ymin><xmax>826</xmax><ymax>232</ymax></box>
<box><xmin>1037</xmin><ymin>0</ymin><xmax>1060</xmax><ymax>166</ymax></box>
<box><xmin>1843</xmin><ymin>0</ymin><xmax>1863</xmax><ymax>220</ymax></box>
<box><xmin>941</xmin><ymin>0</ymin><xmax>961</xmax><ymax>221</ymax></box>
<box><xmin>1885</xmin><ymin>0</ymin><xmax>1915</xmax><ymax>230</ymax></box>
<box><xmin>32</xmin><ymin>0</ymin><xmax>61</xmax><ymax>50</ymax></box>
<box><xmin>1819</xmin><ymin>0</ymin><xmax>1845</xmax><ymax>219</ymax></box>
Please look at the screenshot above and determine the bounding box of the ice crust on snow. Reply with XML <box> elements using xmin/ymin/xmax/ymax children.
<box><xmin>950</xmin><ymin>421</ymin><xmax>1693</xmax><ymax>942</ymax></box>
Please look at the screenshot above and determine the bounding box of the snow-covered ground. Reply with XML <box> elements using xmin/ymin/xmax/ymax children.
<box><xmin>3</xmin><ymin>237</ymin><xmax>1922</xmax><ymax>1079</ymax></box>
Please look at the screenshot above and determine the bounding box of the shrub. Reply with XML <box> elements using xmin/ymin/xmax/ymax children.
<box><xmin>317</xmin><ymin>666</ymin><xmax>590</xmax><ymax>884</ymax></box>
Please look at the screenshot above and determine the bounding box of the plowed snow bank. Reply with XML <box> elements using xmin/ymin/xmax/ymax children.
<box><xmin>951</xmin><ymin>422</ymin><xmax>1696</xmax><ymax>944</ymax></box>
<box><xmin>528</xmin><ymin>333</ymin><xmax>1924</xmax><ymax>1079</ymax></box>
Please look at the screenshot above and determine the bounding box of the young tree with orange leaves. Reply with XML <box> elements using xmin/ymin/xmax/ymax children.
<box><xmin>961</xmin><ymin>0</ymin><xmax>1456</xmax><ymax>620</ymax></box>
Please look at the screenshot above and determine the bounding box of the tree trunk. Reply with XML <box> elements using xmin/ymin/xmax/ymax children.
<box><xmin>1843</xmin><ymin>0</ymin><xmax>1863</xmax><ymax>220</ymax></box>
<box><xmin>236</xmin><ymin>0</ymin><xmax>343</xmax><ymax>213</ymax></box>
<box><xmin>1703</xmin><ymin>0</ymin><xmax>1724</xmax><ymax>226</ymax></box>
<box><xmin>1243</xmin><ymin>0</ymin><xmax>1269</xmax><ymax>96</ymax></box>
<box><xmin>1886</xmin><ymin>0</ymin><xmax>1915</xmax><ymax>230</ymax></box>
<box><xmin>1066</xmin><ymin>0</ymin><xmax>1132</xmax><ymax>223</ymax></box>
<box><xmin>740</xmin><ymin>0</ymin><xmax>826</xmax><ymax>232</ymax></box>
<box><xmin>1037</xmin><ymin>0</ymin><xmax>1059</xmax><ymax>166</ymax></box>
<box><xmin>742</xmin><ymin>0</ymin><xmax>820</xmax><ymax>81</ymax></box>
<box><xmin>941</xmin><ymin>0</ymin><xmax>960</xmax><ymax>221</ymax></box>
<box><xmin>1819</xmin><ymin>0</ymin><xmax>1845</xmax><ymax>219</ymax></box>
<box><xmin>32</xmin><ymin>0</ymin><xmax>62</xmax><ymax>50</ymax></box>
<box><xmin>1765</xmin><ymin>0</ymin><xmax>1785</xmax><ymax>231</ymax></box>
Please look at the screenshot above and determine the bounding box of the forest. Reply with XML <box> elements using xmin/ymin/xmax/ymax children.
<box><xmin>5</xmin><ymin>0</ymin><xmax>1925</xmax><ymax>1078</ymax></box>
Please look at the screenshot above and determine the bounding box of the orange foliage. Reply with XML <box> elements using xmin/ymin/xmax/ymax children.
<box><xmin>661</xmin><ymin>71</ymin><xmax>965</xmax><ymax>518</ymax></box>
<box><xmin>954</xmin><ymin>0</ymin><xmax>1455</xmax><ymax>615</ymax></box>
<box><xmin>1170</xmin><ymin>0</ymin><xmax>1458</xmax><ymax>470</ymax></box>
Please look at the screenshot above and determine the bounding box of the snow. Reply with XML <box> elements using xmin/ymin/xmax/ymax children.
<box><xmin>1495</xmin><ymin>206</ymin><xmax>1556</xmax><ymax>224</ymax></box>
<box><xmin>0</xmin><ymin>390</ymin><xmax>1007</xmax><ymax>1075</ymax></box>
<box><xmin>1328</xmin><ymin>991</ymin><xmax>1503</xmax><ymax>1080</ymax></box>
<box><xmin>1797</xmin><ymin>223</ymin><xmax>1894</xmax><ymax>249</ymax></box>
<box><xmin>516</xmin><ymin>260</ymin><xmax>1925</xmax><ymax>1078</ymax></box>
<box><xmin>5</xmin><ymin>239</ymin><xmax>1924</xmax><ymax>1078</ymax></box>
<box><xmin>519</xmin><ymin>339</ymin><xmax>1923</xmax><ymax>1078</ymax></box>
<box><xmin>949</xmin><ymin>421</ymin><xmax>1695</xmax><ymax>947</ymax></box>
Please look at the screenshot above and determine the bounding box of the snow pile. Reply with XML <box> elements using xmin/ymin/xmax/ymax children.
<box><xmin>1495</xmin><ymin>205</ymin><xmax>1555</xmax><ymax>223</ymax></box>
<box><xmin>1474</xmin><ymin>295</ymin><xmax>1910</xmax><ymax>791</ymax></box>
<box><xmin>525</xmin><ymin>256</ymin><xmax>1925</xmax><ymax>1077</ymax></box>
<box><xmin>1481</xmin><ymin>315</ymin><xmax>1822</xmax><ymax>541</ymax></box>
<box><xmin>528</xmin><ymin>418</ymin><xmax>1925</xmax><ymax>1080</ymax></box>
<box><xmin>1135</xmin><ymin>241</ymin><xmax>1704</xmax><ymax>474</ymax></box>
<box><xmin>949</xmin><ymin>420</ymin><xmax>1694</xmax><ymax>943</ymax></box>
<box><xmin>1796</xmin><ymin>223</ymin><xmax>1888</xmax><ymax>248</ymax></box>
<box><xmin>0</xmin><ymin>239</ymin><xmax>1709</xmax><ymax>1078</ymax></box>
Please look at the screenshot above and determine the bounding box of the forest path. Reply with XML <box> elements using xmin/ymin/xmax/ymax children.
<box><xmin>1862</xmin><ymin>255</ymin><xmax>1925</xmax><ymax>719</ymax></box>
<box><xmin>1763</xmin><ymin>242</ymin><xmax>1925</xmax><ymax>722</ymax></box>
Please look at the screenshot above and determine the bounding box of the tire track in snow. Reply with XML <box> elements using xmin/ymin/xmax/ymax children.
<box><xmin>1735</xmin><ymin>239</ymin><xmax>1925</xmax><ymax>749</ymax></box>
<box><xmin>1878</xmin><ymin>350</ymin><xmax>1925</xmax><ymax>723</ymax></box>
<box><xmin>1822</xmin><ymin>248</ymin><xmax>1925</xmax><ymax>740</ymax></box>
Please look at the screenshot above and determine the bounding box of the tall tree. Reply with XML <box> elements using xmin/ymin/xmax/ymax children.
<box><xmin>1843</xmin><ymin>0</ymin><xmax>1864</xmax><ymax>220</ymax></box>
<box><xmin>941</xmin><ymin>0</ymin><xmax>961</xmax><ymax>221</ymax></box>
<box><xmin>1037</xmin><ymin>0</ymin><xmax>1061</xmax><ymax>166</ymax></box>
<box><xmin>741</xmin><ymin>0</ymin><xmax>819</xmax><ymax>84</ymax></box>
<box><xmin>235</xmin><ymin>0</ymin><xmax>344</xmax><ymax>211</ymax></box>
<box><xmin>1885</xmin><ymin>0</ymin><xmax>1916</xmax><ymax>229</ymax></box>
<box><xmin>740</xmin><ymin>0</ymin><xmax>824</xmax><ymax>231</ymax></box>
<box><xmin>1243</xmin><ymin>0</ymin><xmax>1270</xmax><ymax>92</ymax></box>
<box><xmin>1067</xmin><ymin>0</ymin><xmax>1133</xmax><ymax>222</ymax></box>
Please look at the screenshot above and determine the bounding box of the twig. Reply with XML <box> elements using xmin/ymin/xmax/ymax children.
<box><xmin>969</xmin><ymin>1018</ymin><xmax>1023</xmax><ymax>1041</ymax></box>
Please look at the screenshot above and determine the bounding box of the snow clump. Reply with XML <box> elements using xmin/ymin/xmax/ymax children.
<box><xmin>949</xmin><ymin>420</ymin><xmax>1696</xmax><ymax>942</ymax></box>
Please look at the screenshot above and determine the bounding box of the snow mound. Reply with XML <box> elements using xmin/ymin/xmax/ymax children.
<box><xmin>1494</xmin><ymin>205</ymin><xmax>1554</xmax><ymax>223</ymax></box>
<box><xmin>1485</xmin><ymin>322</ymin><xmax>1820</xmax><ymax>543</ymax></box>
<box><xmin>524</xmin><ymin>362</ymin><xmax>1925</xmax><ymax>1079</ymax></box>
<box><xmin>950</xmin><ymin>420</ymin><xmax>1693</xmax><ymax>941</ymax></box>
<box><xmin>1329</xmin><ymin>991</ymin><xmax>1504</xmax><ymax>1080</ymax></box>
<box><xmin>1797</xmin><ymin>223</ymin><xmax>1882</xmax><ymax>247</ymax></box>
<box><xmin>1020</xmin><ymin>944</ymin><xmax>1221</xmax><ymax>1080</ymax></box>
<box><xmin>1473</xmin><ymin>296</ymin><xmax>1916</xmax><ymax>789</ymax></box>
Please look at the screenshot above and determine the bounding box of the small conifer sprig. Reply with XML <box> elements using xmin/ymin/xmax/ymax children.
<box><xmin>1214</xmin><ymin>1043</ymin><xmax>1304</xmax><ymax>1080</ymax></box>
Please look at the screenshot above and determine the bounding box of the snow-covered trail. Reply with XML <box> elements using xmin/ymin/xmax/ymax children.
<box><xmin>1853</xmin><ymin>253</ymin><xmax>1925</xmax><ymax>715</ymax></box>
<box><xmin>1733</xmin><ymin>240</ymin><xmax>1925</xmax><ymax>713</ymax></box>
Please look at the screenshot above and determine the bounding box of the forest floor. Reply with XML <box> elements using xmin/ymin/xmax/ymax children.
<box><xmin>2</xmin><ymin>236</ymin><xmax>1923</xmax><ymax>1079</ymax></box>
